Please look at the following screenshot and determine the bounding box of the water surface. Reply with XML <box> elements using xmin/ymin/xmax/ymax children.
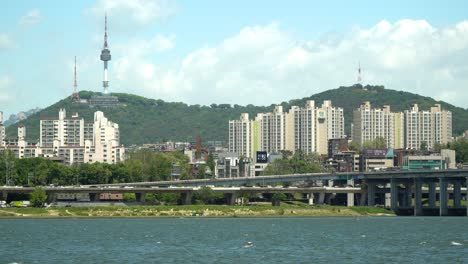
<box><xmin>1</xmin><ymin>217</ymin><xmax>467</xmax><ymax>263</ymax></box>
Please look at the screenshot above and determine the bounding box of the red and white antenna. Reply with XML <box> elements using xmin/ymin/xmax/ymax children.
<box><xmin>104</xmin><ymin>13</ymin><xmax>108</xmax><ymax>49</ymax></box>
<box><xmin>72</xmin><ymin>56</ymin><xmax>80</xmax><ymax>101</ymax></box>
<box><xmin>74</xmin><ymin>56</ymin><xmax>77</xmax><ymax>90</ymax></box>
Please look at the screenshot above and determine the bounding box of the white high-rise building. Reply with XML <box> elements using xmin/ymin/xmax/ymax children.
<box><xmin>1</xmin><ymin>109</ymin><xmax>125</xmax><ymax>165</ymax></box>
<box><xmin>286</xmin><ymin>101</ymin><xmax>316</xmax><ymax>154</ymax></box>
<box><xmin>256</xmin><ymin>106</ymin><xmax>286</xmax><ymax>153</ymax></box>
<box><xmin>40</xmin><ymin>109</ymin><xmax>85</xmax><ymax>147</ymax></box>
<box><xmin>285</xmin><ymin>100</ymin><xmax>344</xmax><ymax>155</ymax></box>
<box><xmin>229</xmin><ymin>100</ymin><xmax>344</xmax><ymax>158</ymax></box>
<box><xmin>404</xmin><ymin>104</ymin><xmax>452</xmax><ymax>150</ymax></box>
<box><xmin>229</xmin><ymin>113</ymin><xmax>254</xmax><ymax>158</ymax></box>
<box><xmin>352</xmin><ymin>102</ymin><xmax>404</xmax><ymax>149</ymax></box>
<box><xmin>315</xmin><ymin>100</ymin><xmax>345</xmax><ymax>155</ymax></box>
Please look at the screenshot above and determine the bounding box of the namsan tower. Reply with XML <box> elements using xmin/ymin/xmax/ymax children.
<box><xmin>89</xmin><ymin>14</ymin><xmax>119</xmax><ymax>108</ymax></box>
<box><xmin>100</xmin><ymin>14</ymin><xmax>111</xmax><ymax>94</ymax></box>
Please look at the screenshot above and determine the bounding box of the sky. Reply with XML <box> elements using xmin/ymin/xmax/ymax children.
<box><xmin>1</xmin><ymin>0</ymin><xmax>468</xmax><ymax>118</ymax></box>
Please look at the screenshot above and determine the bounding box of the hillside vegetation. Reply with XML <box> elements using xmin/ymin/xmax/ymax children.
<box><xmin>6</xmin><ymin>85</ymin><xmax>468</xmax><ymax>145</ymax></box>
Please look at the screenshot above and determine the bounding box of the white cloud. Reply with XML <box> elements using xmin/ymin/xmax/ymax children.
<box><xmin>108</xmin><ymin>20</ymin><xmax>468</xmax><ymax>108</ymax></box>
<box><xmin>0</xmin><ymin>76</ymin><xmax>13</xmax><ymax>102</ymax></box>
<box><xmin>0</xmin><ymin>34</ymin><xmax>13</xmax><ymax>49</ymax></box>
<box><xmin>18</xmin><ymin>9</ymin><xmax>42</xmax><ymax>28</ymax></box>
<box><xmin>88</xmin><ymin>0</ymin><xmax>177</xmax><ymax>25</ymax></box>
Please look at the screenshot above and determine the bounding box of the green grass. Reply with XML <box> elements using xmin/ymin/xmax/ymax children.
<box><xmin>0</xmin><ymin>204</ymin><xmax>396</xmax><ymax>218</ymax></box>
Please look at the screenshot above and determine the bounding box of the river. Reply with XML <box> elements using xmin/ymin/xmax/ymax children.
<box><xmin>1</xmin><ymin>217</ymin><xmax>467</xmax><ymax>263</ymax></box>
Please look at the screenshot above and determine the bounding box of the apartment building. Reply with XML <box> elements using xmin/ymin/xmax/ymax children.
<box><xmin>352</xmin><ymin>102</ymin><xmax>404</xmax><ymax>149</ymax></box>
<box><xmin>1</xmin><ymin>109</ymin><xmax>124</xmax><ymax>165</ymax></box>
<box><xmin>256</xmin><ymin>106</ymin><xmax>287</xmax><ymax>154</ymax></box>
<box><xmin>229</xmin><ymin>100</ymin><xmax>344</xmax><ymax>158</ymax></box>
<box><xmin>404</xmin><ymin>104</ymin><xmax>452</xmax><ymax>150</ymax></box>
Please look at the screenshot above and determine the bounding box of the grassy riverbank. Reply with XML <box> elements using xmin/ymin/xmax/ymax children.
<box><xmin>0</xmin><ymin>204</ymin><xmax>395</xmax><ymax>218</ymax></box>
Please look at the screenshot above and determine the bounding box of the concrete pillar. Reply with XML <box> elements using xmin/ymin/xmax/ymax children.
<box><xmin>466</xmin><ymin>177</ymin><xmax>468</xmax><ymax>216</ymax></box>
<box><xmin>347</xmin><ymin>192</ymin><xmax>354</xmax><ymax>207</ymax></box>
<box><xmin>385</xmin><ymin>193</ymin><xmax>391</xmax><ymax>208</ymax></box>
<box><xmin>346</xmin><ymin>179</ymin><xmax>354</xmax><ymax>207</ymax></box>
<box><xmin>90</xmin><ymin>193</ymin><xmax>100</xmax><ymax>202</ymax></box>
<box><xmin>225</xmin><ymin>193</ymin><xmax>237</xmax><ymax>205</ymax></box>
<box><xmin>1</xmin><ymin>191</ymin><xmax>8</xmax><ymax>201</ymax></box>
<box><xmin>359</xmin><ymin>192</ymin><xmax>367</xmax><ymax>206</ymax></box>
<box><xmin>390</xmin><ymin>178</ymin><xmax>398</xmax><ymax>212</ymax></box>
<box><xmin>308</xmin><ymin>193</ymin><xmax>314</xmax><ymax>205</ymax></box>
<box><xmin>317</xmin><ymin>192</ymin><xmax>325</xmax><ymax>205</ymax></box>
<box><xmin>47</xmin><ymin>193</ymin><xmax>57</xmax><ymax>203</ymax></box>
<box><xmin>439</xmin><ymin>177</ymin><xmax>448</xmax><ymax>216</ymax></box>
<box><xmin>414</xmin><ymin>179</ymin><xmax>423</xmax><ymax>216</ymax></box>
<box><xmin>404</xmin><ymin>183</ymin><xmax>412</xmax><ymax>207</ymax></box>
<box><xmin>181</xmin><ymin>192</ymin><xmax>192</xmax><ymax>205</ymax></box>
<box><xmin>325</xmin><ymin>193</ymin><xmax>334</xmax><ymax>205</ymax></box>
<box><xmin>367</xmin><ymin>182</ymin><xmax>375</xmax><ymax>206</ymax></box>
<box><xmin>428</xmin><ymin>182</ymin><xmax>436</xmax><ymax>207</ymax></box>
<box><xmin>135</xmin><ymin>192</ymin><xmax>146</xmax><ymax>202</ymax></box>
<box><xmin>453</xmin><ymin>181</ymin><xmax>462</xmax><ymax>208</ymax></box>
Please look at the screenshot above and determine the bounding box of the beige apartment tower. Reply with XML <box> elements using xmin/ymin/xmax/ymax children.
<box><xmin>404</xmin><ymin>104</ymin><xmax>452</xmax><ymax>150</ymax></box>
<box><xmin>352</xmin><ymin>102</ymin><xmax>404</xmax><ymax>149</ymax></box>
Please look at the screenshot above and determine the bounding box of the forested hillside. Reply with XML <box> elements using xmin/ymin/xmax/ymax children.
<box><xmin>6</xmin><ymin>85</ymin><xmax>468</xmax><ymax>145</ymax></box>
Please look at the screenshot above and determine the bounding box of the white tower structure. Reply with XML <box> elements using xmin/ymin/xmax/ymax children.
<box><xmin>100</xmin><ymin>15</ymin><xmax>111</xmax><ymax>94</ymax></box>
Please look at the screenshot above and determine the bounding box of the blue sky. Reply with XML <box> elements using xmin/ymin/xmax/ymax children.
<box><xmin>1</xmin><ymin>0</ymin><xmax>468</xmax><ymax>118</ymax></box>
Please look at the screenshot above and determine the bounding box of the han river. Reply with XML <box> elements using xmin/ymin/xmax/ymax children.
<box><xmin>1</xmin><ymin>217</ymin><xmax>468</xmax><ymax>263</ymax></box>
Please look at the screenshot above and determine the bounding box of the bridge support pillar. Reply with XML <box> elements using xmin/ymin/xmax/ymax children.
<box><xmin>181</xmin><ymin>192</ymin><xmax>192</xmax><ymax>205</ymax></box>
<box><xmin>428</xmin><ymin>182</ymin><xmax>436</xmax><ymax>207</ymax></box>
<box><xmin>225</xmin><ymin>193</ymin><xmax>237</xmax><ymax>205</ymax></box>
<box><xmin>347</xmin><ymin>179</ymin><xmax>354</xmax><ymax>207</ymax></box>
<box><xmin>135</xmin><ymin>192</ymin><xmax>146</xmax><ymax>203</ymax></box>
<box><xmin>453</xmin><ymin>180</ymin><xmax>462</xmax><ymax>208</ymax></box>
<box><xmin>317</xmin><ymin>192</ymin><xmax>325</xmax><ymax>205</ymax></box>
<box><xmin>390</xmin><ymin>178</ymin><xmax>398</xmax><ymax>212</ymax></box>
<box><xmin>47</xmin><ymin>193</ymin><xmax>57</xmax><ymax>204</ymax></box>
<box><xmin>90</xmin><ymin>193</ymin><xmax>100</xmax><ymax>202</ymax></box>
<box><xmin>404</xmin><ymin>183</ymin><xmax>412</xmax><ymax>207</ymax></box>
<box><xmin>367</xmin><ymin>182</ymin><xmax>375</xmax><ymax>206</ymax></box>
<box><xmin>414</xmin><ymin>179</ymin><xmax>423</xmax><ymax>216</ymax></box>
<box><xmin>359</xmin><ymin>192</ymin><xmax>367</xmax><ymax>206</ymax></box>
<box><xmin>466</xmin><ymin>177</ymin><xmax>468</xmax><ymax>216</ymax></box>
<box><xmin>347</xmin><ymin>193</ymin><xmax>354</xmax><ymax>207</ymax></box>
<box><xmin>308</xmin><ymin>193</ymin><xmax>314</xmax><ymax>205</ymax></box>
<box><xmin>439</xmin><ymin>177</ymin><xmax>448</xmax><ymax>216</ymax></box>
<box><xmin>1</xmin><ymin>191</ymin><xmax>8</xmax><ymax>201</ymax></box>
<box><xmin>325</xmin><ymin>193</ymin><xmax>334</xmax><ymax>205</ymax></box>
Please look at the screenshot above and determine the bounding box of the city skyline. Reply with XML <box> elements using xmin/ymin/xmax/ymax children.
<box><xmin>1</xmin><ymin>0</ymin><xmax>468</xmax><ymax>118</ymax></box>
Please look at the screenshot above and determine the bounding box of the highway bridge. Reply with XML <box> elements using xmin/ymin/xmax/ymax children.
<box><xmin>89</xmin><ymin>169</ymin><xmax>468</xmax><ymax>187</ymax></box>
<box><xmin>2</xmin><ymin>169</ymin><xmax>468</xmax><ymax>216</ymax></box>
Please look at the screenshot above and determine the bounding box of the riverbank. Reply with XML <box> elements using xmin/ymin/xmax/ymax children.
<box><xmin>0</xmin><ymin>205</ymin><xmax>395</xmax><ymax>218</ymax></box>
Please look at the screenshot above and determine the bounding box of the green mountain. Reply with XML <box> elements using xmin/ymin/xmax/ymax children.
<box><xmin>6</xmin><ymin>85</ymin><xmax>468</xmax><ymax>145</ymax></box>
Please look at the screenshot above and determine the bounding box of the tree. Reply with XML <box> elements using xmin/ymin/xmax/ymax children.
<box><xmin>348</xmin><ymin>141</ymin><xmax>360</xmax><ymax>152</ymax></box>
<box><xmin>206</xmin><ymin>153</ymin><xmax>215</xmax><ymax>176</ymax></box>
<box><xmin>272</xmin><ymin>193</ymin><xmax>286</xmax><ymax>206</ymax></box>
<box><xmin>420</xmin><ymin>141</ymin><xmax>428</xmax><ymax>151</ymax></box>
<box><xmin>449</xmin><ymin>138</ymin><xmax>468</xmax><ymax>163</ymax></box>
<box><xmin>30</xmin><ymin>187</ymin><xmax>47</xmax><ymax>207</ymax></box>
<box><xmin>261</xmin><ymin>151</ymin><xmax>321</xmax><ymax>176</ymax></box>
<box><xmin>362</xmin><ymin>136</ymin><xmax>387</xmax><ymax>150</ymax></box>
<box><xmin>193</xmin><ymin>187</ymin><xmax>223</xmax><ymax>204</ymax></box>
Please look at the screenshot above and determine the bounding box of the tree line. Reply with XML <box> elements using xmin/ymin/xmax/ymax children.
<box><xmin>0</xmin><ymin>149</ymin><xmax>199</xmax><ymax>186</ymax></box>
